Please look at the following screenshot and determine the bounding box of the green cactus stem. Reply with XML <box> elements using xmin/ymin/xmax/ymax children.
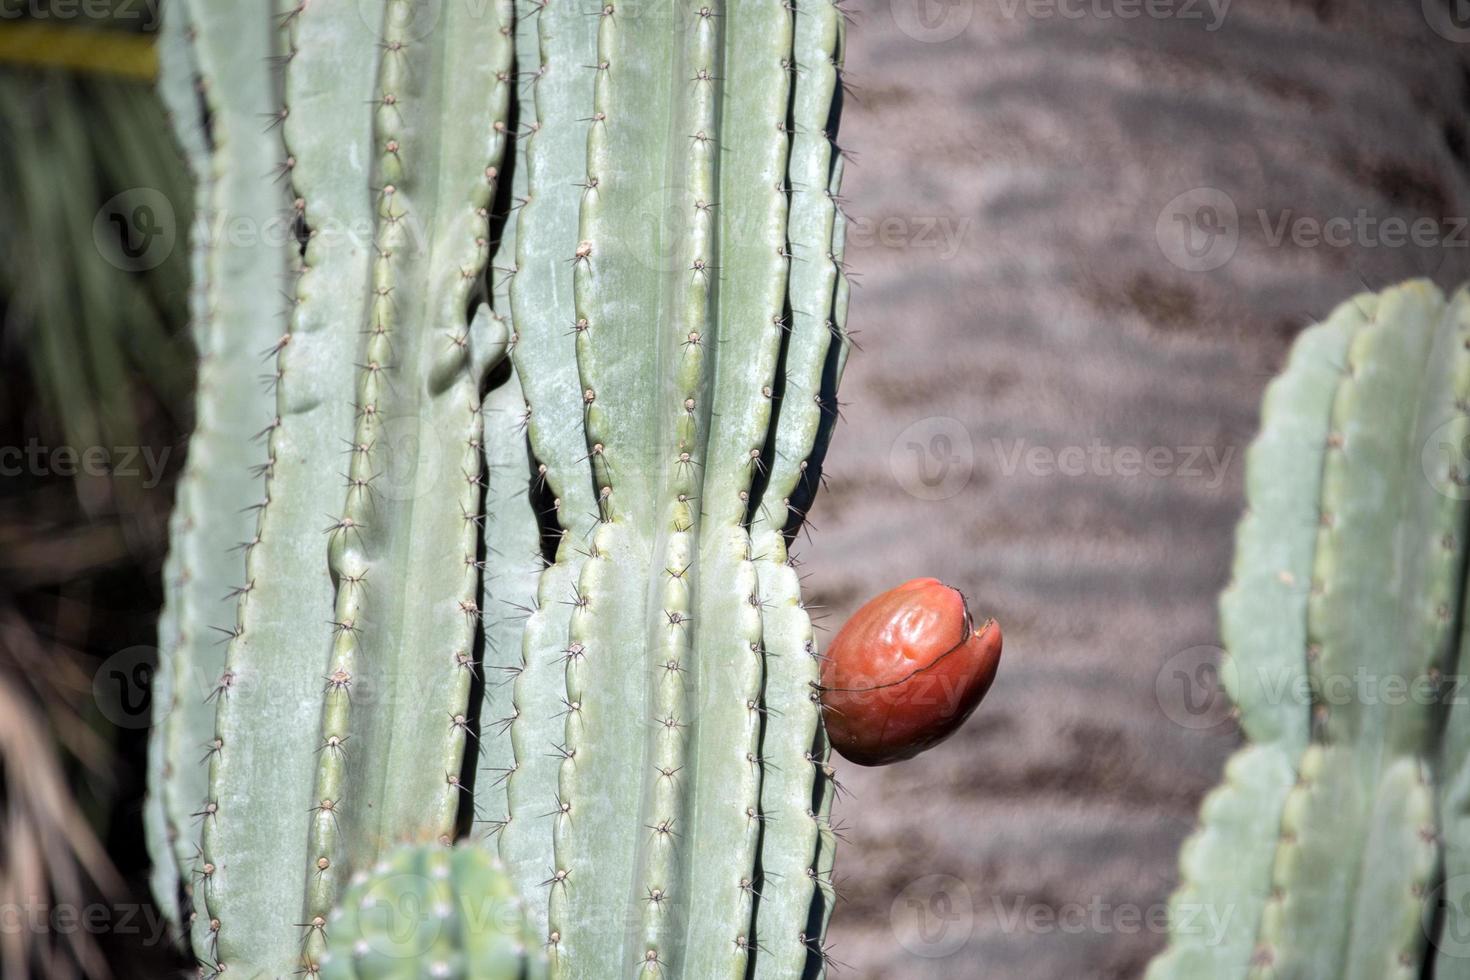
<box><xmin>319</xmin><ymin>843</ymin><xmax>546</xmax><ymax>980</ymax></box>
<box><xmin>1150</xmin><ymin>281</ymin><xmax>1470</xmax><ymax>980</ymax></box>
<box><xmin>151</xmin><ymin>0</ymin><xmax>291</xmax><ymax>947</ymax></box>
<box><xmin>150</xmin><ymin>2</ymin><xmax>854</xmax><ymax>976</ymax></box>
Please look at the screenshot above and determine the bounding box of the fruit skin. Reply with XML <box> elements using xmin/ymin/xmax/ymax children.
<box><xmin>820</xmin><ymin>578</ymin><xmax>1002</xmax><ymax>766</ymax></box>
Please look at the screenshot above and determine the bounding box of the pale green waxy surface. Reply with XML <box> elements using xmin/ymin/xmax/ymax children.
<box><xmin>1258</xmin><ymin>284</ymin><xmax>1456</xmax><ymax>978</ymax></box>
<box><xmin>1142</xmin><ymin>744</ymin><xmax>1297</xmax><ymax>980</ymax></box>
<box><xmin>749</xmin><ymin>2</ymin><xmax>845</xmax><ymax>973</ymax></box>
<box><xmin>152</xmin><ymin>2</ymin><xmax>856</xmax><ymax>975</ymax></box>
<box><xmin>478</xmin><ymin>355</ymin><xmax>544</xmax><ymax>833</ymax></box>
<box><xmin>196</xmin><ymin>0</ymin><xmax>384</xmax><ymax>974</ymax></box>
<box><xmin>499</xmin><ymin>0</ymin><xmax>601</xmax><ymax>957</ymax></box>
<box><xmin>156</xmin><ymin>0</ymin><xmax>289</xmax><ymax>936</ymax></box>
<box><xmin>547</xmin><ymin>1</ymin><xmax>836</xmax><ymax>976</ymax></box>
<box><xmin>1153</xmin><ymin>282</ymin><xmax>1470</xmax><ymax>980</ymax></box>
<box><xmin>1422</xmin><ymin>295</ymin><xmax>1470</xmax><ymax>980</ymax></box>
<box><xmin>318</xmin><ymin>843</ymin><xmax>546</xmax><ymax>980</ymax></box>
<box><xmin>1342</xmin><ymin>758</ymin><xmax>1437</xmax><ymax>980</ymax></box>
<box><xmin>553</xmin><ymin>0</ymin><xmax>681</xmax><ymax>970</ymax></box>
<box><xmin>308</xmin><ymin>7</ymin><xmax>513</xmax><ymax>974</ymax></box>
<box><xmin>1218</xmin><ymin>297</ymin><xmax>1370</xmax><ymax>750</ymax></box>
<box><xmin>167</xmin><ymin>0</ymin><xmax>515</xmax><ymax>975</ymax></box>
<box><xmin>803</xmin><ymin>152</ymin><xmax>852</xmax><ymax>980</ymax></box>
<box><xmin>1436</xmin><ymin>522</ymin><xmax>1470</xmax><ymax>979</ymax></box>
<box><xmin>146</xmin><ymin>0</ymin><xmax>205</xmax><ymax>934</ymax></box>
<box><xmin>476</xmin><ymin>5</ymin><xmax>543</xmax><ymax>843</ymax></box>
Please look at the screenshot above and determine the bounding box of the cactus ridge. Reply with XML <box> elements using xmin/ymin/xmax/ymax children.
<box><xmin>1146</xmin><ymin>296</ymin><xmax>1371</xmax><ymax>978</ymax></box>
<box><xmin>748</xmin><ymin>7</ymin><xmax>848</xmax><ymax>970</ymax></box>
<box><xmin>497</xmin><ymin>0</ymin><xmax>603</xmax><ymax>962</ymax></box>
<box><xmin>146</xmin><ymin>0</ymin><xmax>209</xmax><ymax>938</ymax></box>
<box><xmin>473</xmin><ymin>2</ymin><xmax>544</xmax><ymax>854</ymax></box>
<box><xmin>152</xmin><ymin>0</ymin><xmax>295</xmax><ymax>966</ymax></box>
<box><xmin>192</xmin><ymin>0</ymin><xmax>389</xmax><ymax>974</ymax></box>
<box><xmin>300</xmin><ymin>0</ymin><xmax>515</xmax><ymax>973</ymax></box>
<box><xmin>526</xmin><ymin>2</ymin><xmax>853</xmax><ymax>976</ymax></box>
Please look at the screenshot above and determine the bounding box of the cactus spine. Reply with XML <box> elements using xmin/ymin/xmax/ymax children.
<box><xmin>151</xmin><ymin>1</ymin><xmax>851</xmax><ymax>977</ymax></box>
<box><xmin>1149</xmin><ymin>281</ymin><xmax>1470</xmax><ymax>978</ymax></box>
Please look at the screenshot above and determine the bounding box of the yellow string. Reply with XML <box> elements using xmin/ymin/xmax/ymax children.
<box><xmin>0</xmin><ymin>21</ymin><xmax>154</xmax><ymax>81</ymax></box>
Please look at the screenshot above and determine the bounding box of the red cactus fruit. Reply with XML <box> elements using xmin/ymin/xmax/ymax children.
<box><xmin>819</xmin><ymin>578</ymin><xmax>1002</xmax><ymax>766</ymax></box>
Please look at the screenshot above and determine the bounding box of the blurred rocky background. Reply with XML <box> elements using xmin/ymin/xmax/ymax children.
<box><xmin>809</xmin><ymin>0</ymin><xmax>1470</xmax><ymax>977</ymax></box>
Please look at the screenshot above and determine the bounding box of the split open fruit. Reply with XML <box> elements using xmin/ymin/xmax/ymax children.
<box><xmin>819</xmin><ymin>578</ymin><xmax>1002</xmax><ymax>766</ymax></box>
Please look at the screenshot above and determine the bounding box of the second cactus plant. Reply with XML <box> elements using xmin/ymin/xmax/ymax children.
<box><xmin>1149</xmin><ymin>280</ymin><xmax>1470</xmax><ymax>979</ymax></box>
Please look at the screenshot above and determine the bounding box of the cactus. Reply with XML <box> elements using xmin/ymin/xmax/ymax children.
<box><xmin>319</xmin><ymin>844</ymin><xmax>545</xmax><ymax>980</ymax></box>
<box><xmin>150</xmin><ymin>0</ymin><xmax>851</xmax><ymax>977</ymax></box>
<box><xmin>149</xmin><ymin>0</ymin><xmax>291</xmax><ymax>947</ymax></box>
<box><xmin>1148</xmin><ymin>280</ymin><xmax>1470</xmax><ymax>978</ymax></box>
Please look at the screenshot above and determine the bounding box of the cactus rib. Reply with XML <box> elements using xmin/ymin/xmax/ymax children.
<box><xmin>197</xmin><ymin>0</ymin><xmax>385</xmax><ymax>974</ymax></box>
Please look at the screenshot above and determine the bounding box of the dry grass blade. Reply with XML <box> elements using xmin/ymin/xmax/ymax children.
<box><xmin>0</xmin><ymin>619</ymin><xmax>123</xmax><ymax>980</ymax></box>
